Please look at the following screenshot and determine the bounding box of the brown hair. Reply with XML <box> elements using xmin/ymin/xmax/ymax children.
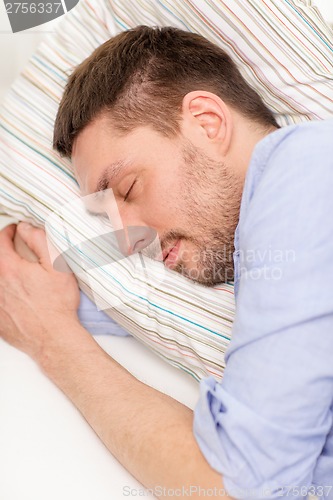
<box><xmin>53</xmin><ymin>25</ymin><xmax>278</xmax><ymax>157</ymax></box>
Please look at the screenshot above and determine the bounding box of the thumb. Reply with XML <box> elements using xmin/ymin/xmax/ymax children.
<box><xmin>16</xmin><ymin>222</ymin><xmax>52</xmax><ymax>268</ymax></box>
<box><xmin>0</xmin><ymin>223</ymin><xmax>16</xmax><ymax>244</ymax></box>
<box><xmin>0</xmin><ymin>223</ymin><xmax>18</xmax><ymax>256</ymax></box>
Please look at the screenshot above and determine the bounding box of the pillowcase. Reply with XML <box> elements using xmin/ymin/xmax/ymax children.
<box><xmin>1</xmin><ymin>0</ymin><xmax>332</xmax><ymax>382</ymax></box>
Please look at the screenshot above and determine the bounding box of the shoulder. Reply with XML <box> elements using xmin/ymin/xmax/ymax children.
<box><xmin>241</xmin><ymin>119</ymin><xmax>333</xmax><ymax>251</ymax></box>
<box><xmin>266</xmin><ymin>118</ymin><xmax>333</xmax><ymax>176</ymax></box>
<box><xmin>240</xmin><ymin>119</ymin><xmax>333</xmax><ymax>229</ymax></box>
<box><xmin>249</xmin><ymin>119</ymin><xmax>333</xmax><ymax>208</ymax></box>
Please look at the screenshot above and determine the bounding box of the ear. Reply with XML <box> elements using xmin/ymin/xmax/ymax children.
<box><xmin>181</xmin><ymin>91</ymin><xmax>233</xmax><ymax>154</ymax></box>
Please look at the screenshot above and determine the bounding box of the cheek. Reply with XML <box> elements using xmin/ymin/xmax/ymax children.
<box><xmin>142</xmin><ymin>170</ymin><xmax>189</xmax><ymax>229</ymax></box>
<box><xmin>142</xmin><ymin>185</ymin><xmax>174</xmax><ymax>221</ymax></box>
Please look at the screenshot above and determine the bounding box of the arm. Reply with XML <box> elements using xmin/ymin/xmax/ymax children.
<box><xmin>41</xmin><ymin>322</ymin><xmax>226</xmax><ymax>496</ymax></box>
<box><xmin>0</xmin><ymin>223</ymin><xmax>227</xmax><ymax>499</ymax></box>
<box><xmin>193</xmin><ymin>123</ymin><xmax>333</xmax><ymax>496</ymax></box>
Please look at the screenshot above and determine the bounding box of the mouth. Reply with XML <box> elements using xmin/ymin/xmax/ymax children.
<box><xmin>163</xmin><ymin>240</ymin><xmax>181</xmax><ymax>269</ymax></box>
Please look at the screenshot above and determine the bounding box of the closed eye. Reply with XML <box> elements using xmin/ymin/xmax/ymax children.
<box><xmin>124</xmin><ymin>180</ymin><xmax>136</xmax><ymax>202</ymax></box>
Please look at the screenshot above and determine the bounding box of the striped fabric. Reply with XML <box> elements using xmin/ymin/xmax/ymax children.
<box><xmin>0</xmin><ymin>0</ymin><xmax>332</xmax><ymax>382</ymax></box>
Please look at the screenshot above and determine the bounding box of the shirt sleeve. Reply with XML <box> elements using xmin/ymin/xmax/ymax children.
<box><xmin>193</xmin><ymin>122</ymin><xmax>333</xmax><ymax>498</ymax></box>
<box><xmin>78</xmin><ymin>291</ymin><xmax>130</xmax><ymax>336</ymax></box>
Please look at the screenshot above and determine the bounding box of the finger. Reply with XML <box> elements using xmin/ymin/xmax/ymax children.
<box><xmin>0</xmin><ymin>224</ymin><xmax>19</xmax><ymax>256</ymax></box>
<box><xmin>16</xmin><ymin>222</ymin><xmax>52</xmax><ymax>268</ymax></box>
<box><xmin>14</xmin><ymin>231</ymin><xmax>39</xmax><ymax>263</ymax></box>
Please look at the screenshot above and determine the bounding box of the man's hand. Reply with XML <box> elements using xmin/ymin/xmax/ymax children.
<box><xmin>0</xmin><ymin>222</ymin><xmax>80</xmax><ymax>362</ymax></box>
<box><xmin>0</xmin><ymin>223</ymin><xmax>227</xmax><ymax>498</ymax></box>
<box><xmin>14</xmin><ymin>226</ymin><xmax>39</xmax><ymax>262</ymax></box>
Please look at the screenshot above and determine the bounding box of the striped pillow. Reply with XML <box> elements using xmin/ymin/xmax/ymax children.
<box><xmin>0</xmin><ymin>0</ymin><xmax>332</xmax><ymax>381</ymax></box>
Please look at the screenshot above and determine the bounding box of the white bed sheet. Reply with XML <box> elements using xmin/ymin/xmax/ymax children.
<box><xmin>0</xmin><ymin>313</ymin><xmax>199</xmax><ymax>500</ymax></box>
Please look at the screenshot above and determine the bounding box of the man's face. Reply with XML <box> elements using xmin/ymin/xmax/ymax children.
<box><xmin>72</xmin><ymin>116</ymin><xmax>242</xmax><ymax>286</ymax></box>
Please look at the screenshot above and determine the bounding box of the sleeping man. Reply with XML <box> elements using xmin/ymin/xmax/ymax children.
<box><xmin>0</xmin><ymin>26</ymin><xmax>332</xmax><ymax>498</ymax></box>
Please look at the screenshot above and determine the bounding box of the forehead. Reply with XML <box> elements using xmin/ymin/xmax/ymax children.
<box><xmin>71</xmin><ymin>116</ymin><xmax>182</xmax><ymax>195</ymax></box>
<box><xmin>72</xmin><ymin>117</ymin><xmax>135</xmax><ymax>195</ymax></box>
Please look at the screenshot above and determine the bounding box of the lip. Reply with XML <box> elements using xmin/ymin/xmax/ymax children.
<box><xmin>163</xmin><ymin>240</ymin><xmax>181</xmax><ymax>269</ymax></box>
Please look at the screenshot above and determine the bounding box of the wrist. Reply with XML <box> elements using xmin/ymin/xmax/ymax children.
<box><xmin>38</xmin><ymin>321</ymin><xmax>127</xmax><ymax>421</ymax></box>
<box><xmin>39</xmin><ymin>319</ymin><xmax>102</xmax><ymax>380</ymax></box>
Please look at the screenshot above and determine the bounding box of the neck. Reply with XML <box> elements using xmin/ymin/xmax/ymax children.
<box><xmin>228</xmin><ymin>113</ymin><xmax>278</xmax><ymax>183</ymax></box>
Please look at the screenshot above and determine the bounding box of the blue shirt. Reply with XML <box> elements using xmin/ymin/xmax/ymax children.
<box><xmin>193</xmin><ymin>119</ymin><xmax>333</xmax><ymax>498</ymax></box>
<box><xmin>77</xmin><ymin>291</ymin><xmax>130</xmax><ymax>337</ymax></box>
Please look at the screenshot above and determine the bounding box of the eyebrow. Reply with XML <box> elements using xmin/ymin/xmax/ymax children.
<box><xmin>93</xmin><ymin>159</ymin><xmax>130</xmax><ymax>194</ymax></box>
<box><xmin>85</xmin><ymin>160</ymin><xmax>130</xmax><ymax>216</ymax></box>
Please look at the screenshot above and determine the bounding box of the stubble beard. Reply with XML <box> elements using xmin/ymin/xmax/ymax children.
<box><xmin>166</xmin><ymin>141</ymin><xmax>243</xmax><ymax>286</ymax></box>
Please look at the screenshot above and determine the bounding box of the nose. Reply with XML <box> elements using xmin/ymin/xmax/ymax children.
<box><xmin>116</xmin><ymin>226</ymin><xmax>157</xmax><ymax>257</ymax></box>
<box><xmin>111</xmin><ymin>205</ymin><xmax>157</xmax><ymax>257</ymax></box>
